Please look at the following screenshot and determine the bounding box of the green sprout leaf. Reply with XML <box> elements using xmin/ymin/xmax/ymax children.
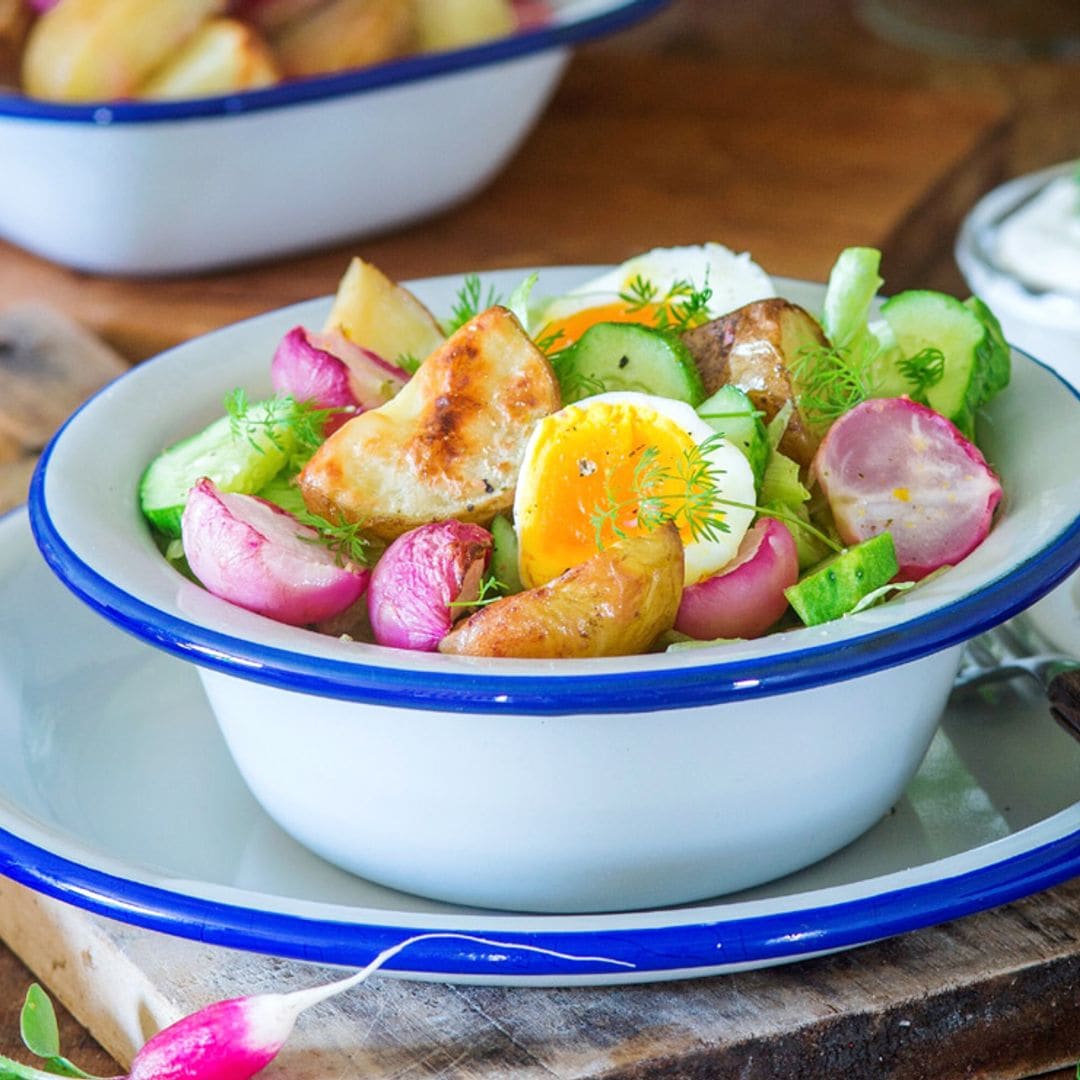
<box><xmin>19</xmin><ymin>986</ymin><xmax>60</xmax><ymax>1060</ymax></box>
<box><xmin>11</xmin><ymin>986</ymin><xmax>103</xmax><ymax>1079</ymax></box>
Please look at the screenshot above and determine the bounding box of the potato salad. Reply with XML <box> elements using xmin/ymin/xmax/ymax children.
<box><xmin>139</xmin><ymin>244</ymin><xmax>1010</xmax><ymax>658</ymax></box>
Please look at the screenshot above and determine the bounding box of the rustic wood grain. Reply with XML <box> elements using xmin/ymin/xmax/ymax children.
<box><xmin>3</xmin><ymin>878</ymin><xmax>1080</xmax><ymax>1080</ymax></box>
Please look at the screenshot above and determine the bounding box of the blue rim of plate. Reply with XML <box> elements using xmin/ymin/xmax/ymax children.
<box><xmin>27</xmin><ymin>432</ymin><xmax>1080</xmax><ymax>717</ymax></box>
<box><xmin>2</xmin><ymin>788</ymin><xmax>1080</xmax><ymax>979</ymax></box>
<box><xmin>0</xmin><ymin>0</ymin><xmax>670</xmax><ymax>124</ymax></box>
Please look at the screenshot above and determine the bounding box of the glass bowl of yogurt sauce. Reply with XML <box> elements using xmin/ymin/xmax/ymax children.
<box><xmin>956</xmin><ymin>160</ymin><xmax>1080</xmax><ymax>387</ymax></box>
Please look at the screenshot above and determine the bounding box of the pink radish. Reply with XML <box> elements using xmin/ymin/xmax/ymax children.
<box><xmin>270</xmin><ymin>327</ymin><xmax>410</xmax><ymax>434</ymax></box>
<box><xmin>119</xmin><ymin>933</ymin><xmax>632</xmax><ymax>1080</ymax></box>
<box><xmin>368</xmin><ymin>521</ymin><xmax>492</xmax><ymax>650</ymax></box>
<box><xmin>675</xmin><ymin>518</ymin><xmax>799</xmax><ymax>640</ymax></box>
<box><xmin>182</xmin><ymin>478</ymin><xmax>369</xmax><ymax>626</ymax></box>
<box><xmin>813</xmin><ymin>396</ymin><xmax>1003</xmax><ymax>581</ymax></box>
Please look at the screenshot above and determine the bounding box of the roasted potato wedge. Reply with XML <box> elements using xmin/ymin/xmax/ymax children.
<box><xmin>299</xmin><ymin>306</ymin><xmax>561</xmax><ymax>541</ymax></box>
<box><xmin>139</xmin><ymin>18</ymin><xmax>280</xmax><ymax>99</ymax></box>
<box><xmin>22</xmin><ymin>0</ymin><xmax>225</xmax><ymax>101</ymax></box>
<box><xmin>440</xmin><ymin>523</ymin><xmax>684</xmax><ymax>658</ymax></box>
<box><xmin>232</xmin><ymin>0</ymin><xmax>330</xmax><ymax>35</ymax></box>
<box><xmin>269</xmin><ymin>0</ymin><xmax>414</xmax><ymax>77</ymax></box>
<box><xmin>323</xmin><ymin>257</ymin><xmax>445</xmax><ymax>369</ymax></box>
<box><xmin>414</xmin><ymin>0</ymin><xmax>515</xmax><ymax>52</ymax></box>
<box><xmin>681</xmin><ymin>298</ymin><xmax>828</xmax><ymax>469</ymax></box>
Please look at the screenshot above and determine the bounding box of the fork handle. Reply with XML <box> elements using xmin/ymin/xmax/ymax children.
<box><xmin>1049</xmin><ymin>669</ymin><xmax>1080</xmax><ymax>742</ymax></box>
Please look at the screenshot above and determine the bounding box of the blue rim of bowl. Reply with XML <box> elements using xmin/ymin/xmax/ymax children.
<box><xmin>0</xmin><ymin>0</ymin><xmax>669</xmax><ymax>124</ymax></box>
<box><xmin>28</xmin><ymin>401</ymin><xmax>1080</xmax><ymax>718</ymax></box>
<box><xmin>1</xmin><ymin>803</ymin><xmax>1080</xmax><ymax>978</ymax></box>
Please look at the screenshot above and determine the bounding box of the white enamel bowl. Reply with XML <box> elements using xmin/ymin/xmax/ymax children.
<box><xmin>0</xmin><ymin>0</ymin><xmax>665</xmax><ymax>276</ymax></box>
<box><xmin>29</xmin><ymin>267</ymin><xmax>1080</xmax><ymax>914</ymax></box>
<box><xmin>956</xmin><ymin>161</ymin><xmax>1080</xmax><ymax>389</ymax></box>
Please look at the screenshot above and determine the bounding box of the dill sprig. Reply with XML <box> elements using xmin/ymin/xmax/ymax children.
<box><xmin>447</xmin><ymin>574</ymin><xmax>508</xmax><ymax>610</ymax></box>
<box><xmin>224</xmin><ymin>389</ymin><xmax>339</xmax><ymax>462</ymax></box>
<box><xmin>589</xmin><ymin>436</ymin><xmax>843</xmax><ymax>555</ymax></box>
<box><xmin>535</xmin><ymin>326</ymin><xmax>567</xmax><ymax>357</ymax></box>
<box><xmin>618</xmin><ymin>274</ymin><xmax>713</xmax><ymax>333</ymax></box>
<box><xmin>394</xmin><ymin>352</ymin><xmax>423</xmax><ymax>375</ymax></box>
<box><xmin>444</xmin><ymin>274</ymin><xmax>502</xmax><ymax>335</ymax></box>
<box><xmin>788</xmin><ymin>343</ymin><xmax>879</xmax><ymax>432</ymax></box>
<box><xmin>896</xmin><ymin>346</ymin><xmax>945</xmax><ymax>404</ymax></box>
<box><xmin>588</xmin><ymin>434</ymin><xmax>733</xmax><ymax>550</ymax></box>
<box><xmin>548</xmin><ymin>348</ymin><xmax>609</xmax><ymax>403</ymax></box>
<box><xmin>295</xmin><ymin>509</ymin><xmax>378</xmax><ymax>568</ymax></box>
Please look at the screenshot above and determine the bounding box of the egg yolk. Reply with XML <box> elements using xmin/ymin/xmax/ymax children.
<box><xmin>539</xmin><ymin>301</ymin><xmax>670</xmax><ymax>350</ymax></box>
<box><xmin>516</xmin><ymin>401</ymin><xmax>718</xmax><ymax>589</ymax></box>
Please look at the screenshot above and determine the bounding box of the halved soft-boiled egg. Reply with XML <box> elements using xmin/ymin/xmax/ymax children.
<box><xmin>514</xmin><ymin>391</ymin><xmax>756</xmax><ymax>588</ymax></box>
<box><xmin>534</xmin><ymin>244</ymin><xmax>774</xmax><ymax>349</ymax></box>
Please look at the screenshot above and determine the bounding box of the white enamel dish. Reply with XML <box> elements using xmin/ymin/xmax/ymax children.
<box><xmin>956</xmin><ymin>160</ymin><xmax>1080</xmax><ymax>389</ymax></box>
<box><xmin>27</xmin><ymin>267</ymin><xmax>1080</xmax><ymax>916</ymax></box>
<box><xmin>0</xmin><ymin>0</ymin><xmax>667</xmax><ymax>275</ymax></box>
<box><xmin>5</xmin><ymin>505</ymin><xmax>1080</xmax><ymax>984</ymax></box>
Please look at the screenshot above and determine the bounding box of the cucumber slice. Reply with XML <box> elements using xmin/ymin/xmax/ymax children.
<box><xmin>553</xmin><ymin>322</ymin><xmax>706</xmax><ymax>405</ymax></box>
<box><xmin>875</xmin><ymin>290</ymin><xmax>1010</xmax><ymax>438</ymax></box>
<box><xmin>140</xmin><ymin>401</ymin><xmax>297</xmax><ymax>537</ymax></box>
<box><xmin>696</xmin><ymin>385</ymin><xmax>769</xmax><ymax>487</ymax></box>
<box><xmin>784</xmin><ymin>532</ymin><xmax>899</xmax><ymax>627</ymax></box>
<box><xmin>490</xmin><ymin>514</ymin><xmax>523</xmax><ymax>595</ymax></box>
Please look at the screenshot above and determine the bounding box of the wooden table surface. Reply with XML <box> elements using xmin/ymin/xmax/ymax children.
<box><xmin>1</xmin><ymin>1</ymin><xmax>1079</xmax><ymax>1076</ymax></box>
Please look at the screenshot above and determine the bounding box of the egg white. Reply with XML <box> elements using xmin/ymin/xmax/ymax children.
<box><xmin>514</xmin><ymin>390</ymin><xmax>756</xmax><ymax>586</ymax></box>
<box><xmin>535</xmin><ymin>244</ymin><xmax>775</xmax><ymax>332</ymax></box>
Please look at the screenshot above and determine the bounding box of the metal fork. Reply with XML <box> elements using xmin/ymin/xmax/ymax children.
<box><xmin>954</xmin><ymin>619</ymin><xmax>1080</xmax><ymax>741</ymax></box>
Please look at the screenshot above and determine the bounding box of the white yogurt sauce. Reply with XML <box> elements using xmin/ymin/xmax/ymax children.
<box><xmin>994</xmin><ymin>173</ymin><xmax>1080</xmax><ymax>296</ymax></box>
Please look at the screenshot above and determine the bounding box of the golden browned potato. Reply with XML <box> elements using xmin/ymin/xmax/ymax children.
<box><xmin>269</xmin><ymin>0</ymin><xmax>414</xmax><ymax>78</ymax></box>
<box><xmin>139</xmin><ymin>18</ymin><xmax>280</xmax><ymax>100</ymax></box>
<box><xmin>299</xmin><ymin>306</ymin><xmax>561</xmax><ymax>541</ymax></box>
<box><xmin>414</xmin><ymin>0</ymin><xmax>515</xmax><ymax>52</ymax></box>
<box><xmin>439</xmin><ymin>524</ymin><xmax>684</xmax><ymax>659</ymax></box>
<box><xmin>323</xmin><ymin>257</ymin><xmax>444</xmax><ymax>368</ymax></box>
<box><xmin>239</xmin><ymin>0</ymin><xmax>329</xmax><ymax>35</ymax></box>
<box><xmin>681</xmin><ymin>298</ymin><xmax>828</xmax><ymax>469</ymax></box>
<box><xmin>22</xmin><ymin>0</ymin><xmax>225</xmax><ymax>101</ymax></box>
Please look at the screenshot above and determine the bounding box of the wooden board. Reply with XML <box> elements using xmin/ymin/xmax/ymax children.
<box><xmin>3</xmin><ymin>878</ymin><xmax>1080</xmax><ymax>1079</ymax></box>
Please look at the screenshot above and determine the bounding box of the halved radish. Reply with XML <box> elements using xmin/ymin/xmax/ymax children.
<box><xmin>182</xmin><ymin>477</ymin><xmax>369</xmax><ymax>626</ymax></box>
<box><xmin>368</xmin><ymin>521</ymin><xmax>493</xmax><ymax>651</ymax></box>
<box><xmin>270</xmin><ymin>326</ymin><xmax>410</xmax><ymax>433</ymax></box>
<box><xmin>813</xmin><ymin>396</ymin><xmax>1002</xmax><ymax>581</ymax></box>
<box><xmin>674</xmin><ymin>517</ymin><xmax>799</xmax><ymax>640</ymax></box>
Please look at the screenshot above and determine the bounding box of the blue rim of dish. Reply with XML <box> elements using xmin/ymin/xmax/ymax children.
<box><xmin>0</xmin><ymin>0</ymin><xmax>670</xmax><ymax>124</ymax></box>
<box><xmin>1</xmin><ymin>801</ymin><xmax>1080</xmax><ymax>978</ymax></box>
<box><xmin>28</xmin><ymin>427</ymin><xmax>1080</xmax><ymax>717</ymax></box>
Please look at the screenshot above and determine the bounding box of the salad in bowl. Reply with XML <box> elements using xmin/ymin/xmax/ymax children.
<box><xmin>29</xmin><ymin>244</ymin><xmax>1080</xmax><ymax>913</ymax></box>
<box><xmin>138</xmin><ymin>243</ymin><xmax>1010</xmax><ymax>659</ymax></box>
